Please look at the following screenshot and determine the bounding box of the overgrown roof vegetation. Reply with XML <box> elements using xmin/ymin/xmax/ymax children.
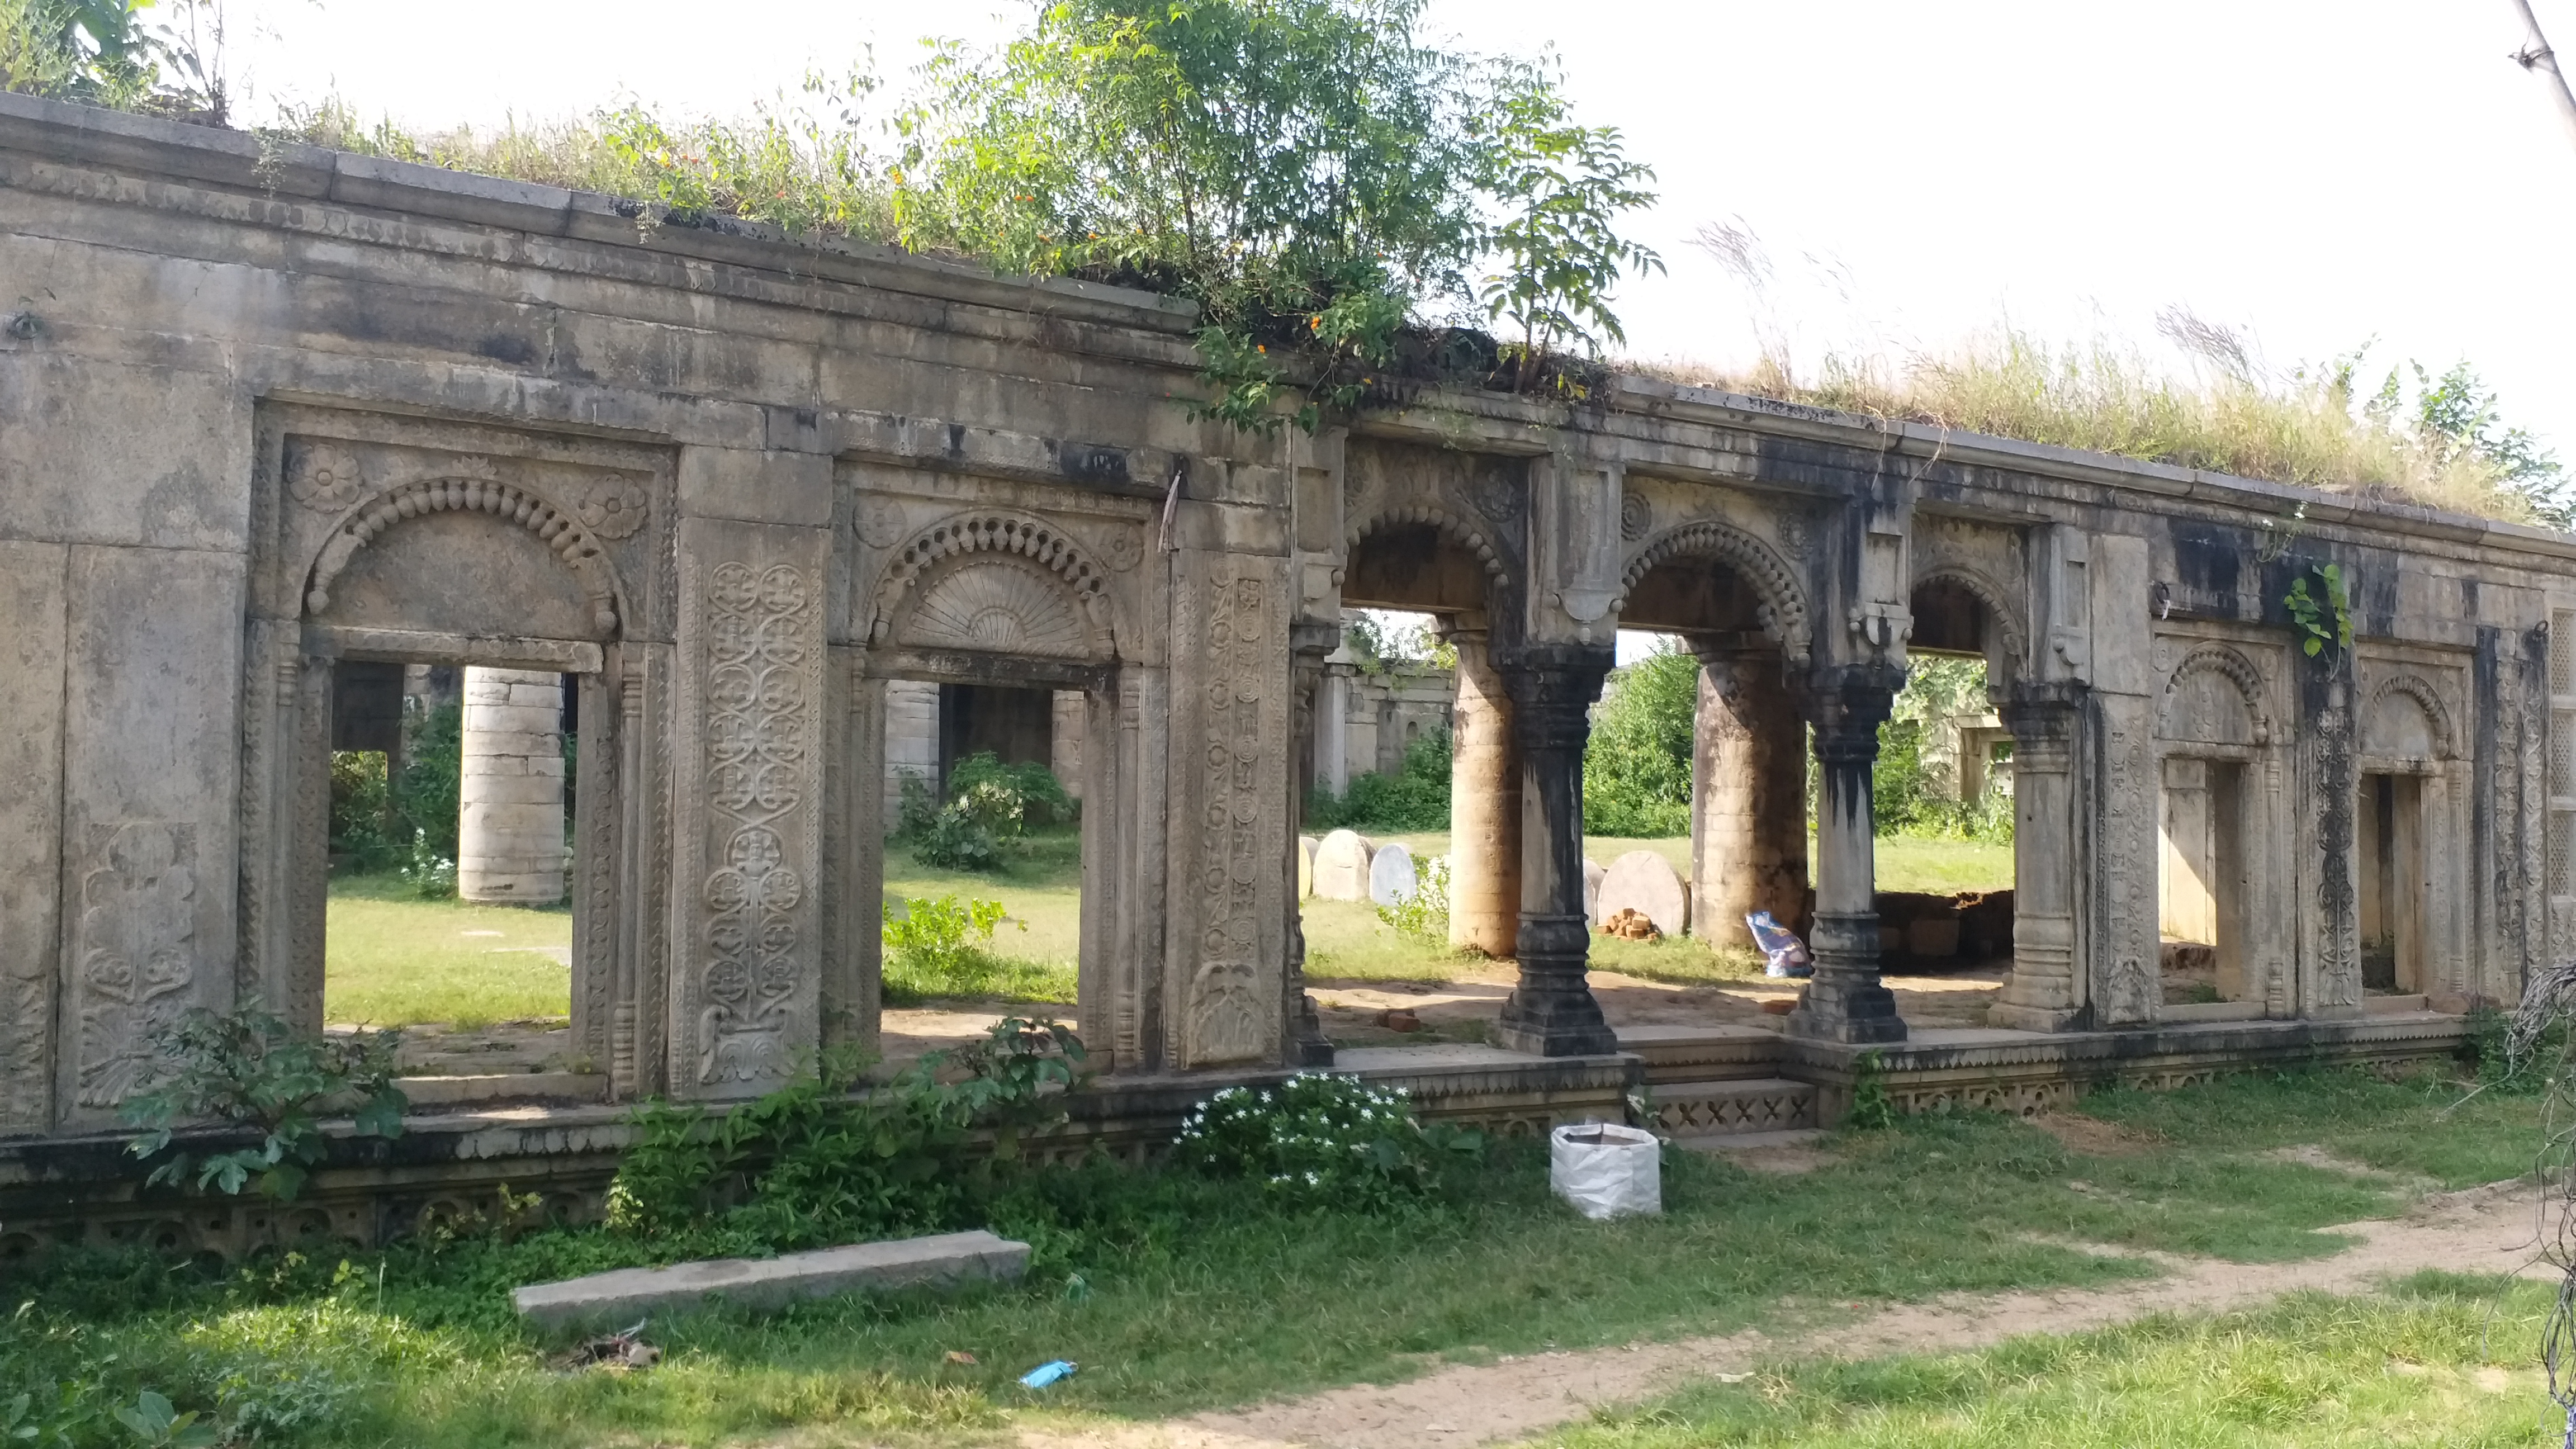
<box><xmin>8</xmin><ymin>0</ymin><xmax>2567</xmax><ymax>525</ymax></box>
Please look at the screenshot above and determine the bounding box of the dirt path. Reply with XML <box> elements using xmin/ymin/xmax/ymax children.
<box><xmin>1019</xmin><ymin>1179</ymin><xmax>2559</xmax><ymax>1449</ymax></box>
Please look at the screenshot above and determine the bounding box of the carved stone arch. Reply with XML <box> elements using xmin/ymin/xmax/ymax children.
<box><xmin>2365</xmin><ymin>672</ymin><xmax>2456</xmax><ymax>760</ymax></box>
<box><xmin>303</xmin><ymin>475</ymin><xmax>624</xmax><ymax>634</ymax></box>
<box><xmin>2160</xmin><ymin>644</ymin><xmax>2270</xmax><ymax>746</ymax></box>
<box><xmin>1345</xmin><ymin>504</ymin><xmax>1513</xmax><ymax>589</ymax></box>
<box><xmin>869</xmin><ymin>511</ymin><xmax>1115</xmax><ymax>657</ymax></box>
<box><xmin>1911</xmin><ymin>564</ymin><xmax>2029</xmax><ymax>675</ymax></box>
<box><xmin>1616</xmin><ymin>519</ymin><xmax>1812</xmax><ymax>662</ymax></box>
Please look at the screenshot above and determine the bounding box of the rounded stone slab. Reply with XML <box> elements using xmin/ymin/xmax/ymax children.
<box><xmin>1311</xmin><ymin>829</ymin><xmax>1375</xmax><ymax>901</ymax></box>
<box><xmin>1583</xmin><ymin>858</ymin><xmax>1607</xmax><ymax>925</ymax></box>
<box><xmin>1597</xmin><ymin>850</ymin><xmax>1688</xmax><ymax>939</ymax></box>
<box><xmin>1298</xmin><ymin>835</ymin><xmax>1319</xmax><ymax>899</ymax></box>
<box><xmin>1368</xmin><ymin>841</ymin><xmax>1419</xmax><ymax>906</ymax></box>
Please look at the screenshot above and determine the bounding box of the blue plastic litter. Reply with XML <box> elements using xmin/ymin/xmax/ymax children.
<box><xmin>1020</xmin><ymin>1360</ymin><xmax>1078</xmax><ymax>1389</ymax></box>
<box><xmin>1745</xmin><ymin>911</ymin><xmax>1813</xmax><ymax>978</ymax></box>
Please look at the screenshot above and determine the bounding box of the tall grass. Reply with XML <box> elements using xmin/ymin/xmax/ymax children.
<box><xmin>1637</xmin><ymin>332</ymin><xmax>2546</xmax><ymax>523</ymax></box>
<box><xmin>265</xmin><ymin>81</ymin><xmax>899</xmax><ymax>245</ymax></box>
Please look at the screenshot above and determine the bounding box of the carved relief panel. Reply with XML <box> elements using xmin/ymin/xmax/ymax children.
<box><xmin>670</xmin><ymin>523</ymin><xmax>828</xmax><ymax>1094</ymax></box>
<box><xmin>1166</xmin><ymin>553</ymin><xmax>1291</xmax><ymax>1068</ymax></box>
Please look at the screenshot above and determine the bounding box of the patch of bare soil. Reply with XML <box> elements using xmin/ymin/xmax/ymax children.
<box><xmin>2029</xmin><ymin>1112</ymin><xmax>2168</xmax><ymax>1157</ymax></box>
<box><xmin>1017</xmin><ymin>1180</ymin><xmax>2556</xmax><ymax>1449</ymax></box>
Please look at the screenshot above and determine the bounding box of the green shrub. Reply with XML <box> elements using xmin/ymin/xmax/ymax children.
<box><xmin>121</xmin><ymin>1002</ymin><xmax>408</xmax><ymax>1201</ymax></box>
<box><xmin>902</xmin><ymin>752</ymin><xmax>1076</xmax><ymax>871</ymax></box>
<box><xmin>1309</xmin><ymin>728</ymin><xmax>1452</xmax><ymax>831</ymax></box>
<box><xmin>1375</xmin><ymin>855</ymin><xmax>1450</xmax><ymax>945</ymax></box>
<box><xmin>879</xmin><ymin>895</ymin><xmax>1066</xmax><ymax>1003</ymax></box>
<box><xmin>327</xmin><ymin>751</ymin><xmax>397</xmax><ymax>873</ymax></box>
<box><xmin>1583</xmin><ymin>643</ymin><xmax>1697</xmax><ymax>837</ymax></box>
<box><xmin>605</xmin><ymin>1019</ymin><xmax>1087</xmax><ymax>1246</ymax></box>
<box><xmin>1172</xmin><ymin>1073</ymin><xmax>1479</xmax><ymax>1213</ymax></box>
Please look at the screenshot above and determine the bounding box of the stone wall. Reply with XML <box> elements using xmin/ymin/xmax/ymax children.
<box><xmin>1</xmin><ymin>90</ymin><xmax>2569</xmax><ymax>1143</ymax></box>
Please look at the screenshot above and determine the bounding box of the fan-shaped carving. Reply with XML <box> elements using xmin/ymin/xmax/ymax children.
<box><xmin>896</xmin><ymin>558</ymin><xmax>1093</xmax><ymax>659</ymax></box>
<box><xmin>303</xmin><ymin>476</ymin><xmax>622</xmax><ymax>634</ymax></box>
<box><xmin>1911</xmin><ymin>565</ymin><xmax>2029</xmax><ymax>674</ymax></box>
<box><xmin>2158</xmin><ymin>645</ymin><xmax>2267</xmax><ymax>746</ymax></box>
<box><xmin>869</xmin><ymin>512</ymin><xmax>1114</xmax><ymax>652</ymax></box>
<box><xmin>2364</xmin><ymin>673</ymin><xmax>2455</xmax><ymax>760</ymax></box>
<box><xmin>1616</xmin><ymin>519</ymin><xmax>1811</xmax><ymax>661</ymax></box>
<box><xmin>1347</xmin><ymin>505</ymin><xmax>1512</xmax><ymax>588</ymax></box>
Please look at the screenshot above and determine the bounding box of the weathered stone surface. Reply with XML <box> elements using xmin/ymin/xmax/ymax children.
<box><xmin>1298</xmin><ymin>835</ymin><xmax>1319</xmax><ymax>899</ymax></box>
<box><xmin>1596</xmin><ymin>851</ymin><xmax>1688</xmax><ymax>939</ymax></box>
<box><xmin>0</xmin><ymin>541</ymin><xmax>68</xmax><ymax>1133</ymax></box>
<box><xmin>512</xmin><ymin>1230</ymin><xmax>1030</xmax><ymax>1328</ymax></box>
<box><xmin>1368</xmin><ymin>841</ymin><xmax>1418</xmax><ymax>906</ymax></box>
<box><xmin>1583</xmin><ymin>858</ymin><xmax>1606</xmax><ymax>924</ymax></box>
<box><xmin>1312</xmin><ymin>830</ymin><xmax>1374</xmax><ymax>902</ymax></box>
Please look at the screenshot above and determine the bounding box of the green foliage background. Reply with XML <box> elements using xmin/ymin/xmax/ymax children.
<box><xmin>1581</xmin><ymin>643</ymin><xmax>1699</xmax><ymax>837</ymax></box>
<box><xmin>1308</xmin><ymin>728</ymin><xmax>1452</xmax><ymax>832</ymax></box>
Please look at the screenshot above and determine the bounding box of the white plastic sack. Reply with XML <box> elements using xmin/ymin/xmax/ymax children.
<box><xmin>1549</xmin><ymin>1122</ymin><xmax>1662</xmax><ymax>1220</ymax></box>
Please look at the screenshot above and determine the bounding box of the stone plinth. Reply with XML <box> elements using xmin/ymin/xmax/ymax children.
<box><xmin>459</xmin><ymin>666</ymin><xmax>566</xmax><ymax>903</ymax></box>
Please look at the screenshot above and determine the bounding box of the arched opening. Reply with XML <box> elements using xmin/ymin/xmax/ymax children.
<box><xmin>1586</xmin><ymin>547</ymin><xmax>1805</xmax><ymax>1002</ymax></box>
<box><xmin>1294</xmin><ymin>517</ymin><xmax>1504</xmax><ymax>1045</ymax></box>
<box><xmin>2151</xmin><ymin>648</ymin><xmax>2273</xmax><ymax>1018</ymax></box>
<box><xmin>285</xmin><ymin>478</ymin><xmax>632</xmax><ymax>1103</ymax></box>
<box><xmin>2357</xmin><ymin>677</ymin><xmax>2462</xmax><ymax>1003</ymax></box>
<box><xmin>860</xmin><ymin>520</ymin><xmax>1119</xmax><ymax>1068</ymax></box>
<box><xmin>1876</xmin><ymin>577</ymin><xmax>2017</xmax><ymax>993</ymax></box>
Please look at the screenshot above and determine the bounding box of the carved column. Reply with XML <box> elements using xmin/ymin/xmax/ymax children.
<box><xmin>1689</xmin><ymin>645</ymin><xmax>1808</xmax><ymax>943</ymax></box>
<box><xmin>1787</xmin><ymin>667</ymin><xmax>1907</xmax><ymax>1043</ymax></box>
<box><xmin>1448</xmin><ymin>627</ymin><xmax>1522</xmax><ymax>957</ymax></box>
<box><xmin>1494</xmin><ymin>646</ymin><xmax>1618</xmax><ymax>1057</ymax></box>
<box><xmin>1285</xmin><ymin>619</ymin><xmax>1337</xmax><ymax>1065</ymax></box>
<box><xmin>1988</xmin><ymin>684</ymin><xmax>2083</xmax><ymax>1031</ymax></box>
<box><xmin>1315</xmin><ymin>654</ymin><xmax>1355</xmax><ymax>798</ymax></box>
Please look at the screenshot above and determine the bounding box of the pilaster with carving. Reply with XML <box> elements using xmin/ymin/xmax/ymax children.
<box><xmin>1990</xmin><ymin>681</ymin><xmax>2086</xmax><ymax>1030</ymax></box>
<box><xmin>1493</xmin><ymin>644</ymin><xmax>1618</xmax><ymax>1057</ymax></box>
<box><xmin>1162</xmin><ymin>552</ymin><xmax>1290</xmax><ymax>1069</ymax></box>
<box><xmin>668</xmin><ymin>522</ymin><xmax>828</xmax><ymax>1095</ymax></box>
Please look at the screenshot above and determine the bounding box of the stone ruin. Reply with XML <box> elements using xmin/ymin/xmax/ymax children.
<box><xmin>0</xmin><ymin>95</ymin><xmax>2545</xmax><ymax>1220</ymax></box>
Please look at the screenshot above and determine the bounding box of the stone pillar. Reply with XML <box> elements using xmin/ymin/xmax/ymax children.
<box><xmin>1786</xmin><ymin>670</ymin><xmax>1906</xmax><ymax>1043</ymax></box>
<box><xmin>1989</xmin><ymin>686</ymin><xmax>2083</xmax><ymax>1030</ymax></box>
<box><xmin>1315</xmin><ymin>655</ymin><xmax>1354</xmax><ymax>797</ymax></box>
<box><xmin>1285</xmin><ymin>620</ymin><xmax>1338</xmax><ymax>1066</ymax></box>
<box><xmin>1690</xmin><ymin>646</ymin><xmax>1808</xmax><ymax>943</ymax></box>
<box><xmin>1447</xmin><ymin>628</ymin><xmax>1522</xmax><ymax>957</ymax></box>
<box><xmin>1494</xmin><ymin>646</ymin><xmax>1618</xmax><ymax>1057</ymax></box>
<box><xmin>458</xmin><ymin>666</ymin><xmax>567</xmax><ymax>903</ymax></box>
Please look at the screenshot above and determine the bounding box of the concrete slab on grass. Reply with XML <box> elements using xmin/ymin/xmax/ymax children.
<box><xmin>512</xmin><ymin>1229</ymin><xmax>1030</xmax><ymax>1328</ymax></box>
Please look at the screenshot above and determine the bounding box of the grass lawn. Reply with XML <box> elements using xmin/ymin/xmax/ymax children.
<box><xmin>325</xmin><ymin>873</ymin><xmax>571</xmax><ymax>1028</ymax></box>
<box><xmin>1305</xmin><ymin>831</ymin><xmax>2012</xmax><ymax>984</ymax></box>
<box><xmin>882</xmin><ymin>826</ymin><xmax>1082</xmax><ymax>1005</ymax></box>
<box><xmin>8</xmin><ymin>1068</ymin><xmax>2551</xmax><ymax>1447</ymax></box>
<box><xmin>1542</xmin><ymin>1273</ymin><xmax>2558</xmax><ymax>1448</ymax></box>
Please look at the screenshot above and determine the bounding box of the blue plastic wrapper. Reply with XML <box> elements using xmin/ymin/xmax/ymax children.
<box><xmin>1745</xmin><ymin>911</ymin><xmax>1813</xmax><ymax>978</ymax></box>
<box><xmin>1020</xmin><ymin>1360</ymin><xmax>1078</xmax><ymax>1389</ymax></box>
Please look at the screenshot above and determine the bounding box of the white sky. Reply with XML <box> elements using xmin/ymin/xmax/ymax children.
<box><xmin>217</xmin><ymin>0</ymin><xmax>2576</xmax><ymax>664</ymax></box>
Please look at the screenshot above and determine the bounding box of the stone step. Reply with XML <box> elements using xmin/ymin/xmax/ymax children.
<box><xmin>398</xmin><ymin>1072</ymin><xmax>606</xmax><ymax>1109</ymax></box>
<box><xmin>1649</xmin><ymin>1077</ymin><xmax>1817</xmax><ymax>1137</ymax></box>
<box><xmin>1613</xmin><ymin>1025</ymin><xmax>1785</xmax><ymax>1085</ymax></box>
<box><xmin>512</xmin><ymin>1229</ymin><xmax>1030</xmax><ymax>1329</ymax></box>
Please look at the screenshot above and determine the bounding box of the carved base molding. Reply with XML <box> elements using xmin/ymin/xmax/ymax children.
<box><xmin>0</xmin><ymin>1021</ymin><xmax>2466</xmax><ymax>1262</ymax></box>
